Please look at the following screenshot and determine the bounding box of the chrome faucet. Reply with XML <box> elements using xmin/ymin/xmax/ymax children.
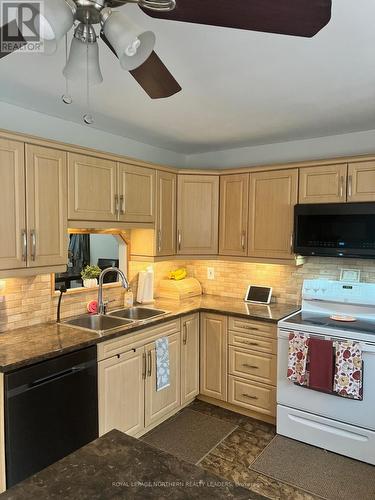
<box><xmin>98</xmin><ymin>267</ymin><xmax>129</xmax><ymax>315</ymax></box>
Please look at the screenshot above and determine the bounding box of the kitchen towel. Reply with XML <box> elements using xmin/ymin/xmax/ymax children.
<box><xmin>287</xmin><ymin>332</ymin><xmax>309</xmax><ymax>386</ymax></box>
<box><xmin>333</xmin><ymin>340</ymin><xmax>363</xmax><ymax>400</ymax></box>
<box><xmin>155</xmin><ymin>337</ymin><xmax>170</xmax><ymax>392</ymax></box>
<box><xmin>308</xmin><ymin>337</ymin><xmax>334</xmax><ymax>393</ymax></box>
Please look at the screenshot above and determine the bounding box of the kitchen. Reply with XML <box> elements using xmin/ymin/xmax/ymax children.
<box><xmin>1</xmin><ymin>0</ymin><xmax>375</xmax><ymax>499</ymax></box>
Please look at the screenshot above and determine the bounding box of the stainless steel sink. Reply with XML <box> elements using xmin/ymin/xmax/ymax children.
<box><xmin>109</xmin><ymin>307</ymin><xmax>167</xmax><ymax>321</ymax></box>
<box><xmin>63</xmin><ymin>314</ymin><xmax>133</xmax><ymax>333</ymax></box>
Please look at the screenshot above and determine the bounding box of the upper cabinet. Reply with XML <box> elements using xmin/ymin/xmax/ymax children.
<box><xmin>248</xmin><ymin>169</ymin><xmax>298</xmax><ymax>260</ymax></box>
<box><xmin>347</xmin><ymin>161</ymin><xmax>375</xmax><ymax>202</ymax></box>
<box><xmin>299</xmin><ymin>164</ymin><xmax>347</xmax><ymax>204</ymax></box>
<box><xmin>177</xmin><ymin>175</ymin><xmax>219</xmax><ymax>255</ymax></box>
<box><xmin>68</xmin><ymin>154</ymin><xmax>155</xmax><ymax>223</ymax></box>
<box><xmin>219</xmin><ymin>173</ymin><xmax>249</xmax><ymax>256</ymax></box>
<box><xmin>156</xmin><ymin>171</ymin><xmax>176</xmax><ymax>256</ymax></box>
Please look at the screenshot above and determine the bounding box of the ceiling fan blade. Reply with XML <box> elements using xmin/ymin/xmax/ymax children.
<box><xmin>101</xmin><ymin>32</ymin><xmax>181</xmax><ymax>99</ymax></box>
<box><xmin>140</xmin><ymin>0</ymin><xmax>332</xmax><ymax>38</ymax></box>
<box><xmin>0</xmin><ymin>20</ymin><xmax>26</xmax><ymax>59</ymax></box>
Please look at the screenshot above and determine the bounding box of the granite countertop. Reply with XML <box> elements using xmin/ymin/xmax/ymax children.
<box><xmin>0</xmin><ymin>429</ymin><xmax>265</xmax><ymax>500</ymax></box>
<box><xmin>0</xmin><ymin>295</ymin><xmax>299</xmax><ymax>372</ymax></box>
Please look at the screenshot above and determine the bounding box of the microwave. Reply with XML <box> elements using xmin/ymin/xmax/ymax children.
<box><xmin>293</xmin><ymin>202</ymin><xmax>375</xmax><ymax>258</ymax></box>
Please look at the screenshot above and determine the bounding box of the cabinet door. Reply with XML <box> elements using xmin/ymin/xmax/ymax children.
<box><xmin>219</xmin><ymin>173</ymin><xmax>249</xmax><ymax>256</ymax></box>
<box><xmin>0</xmin><ymin>138</ymin><xmax>26</xmax><ymax>271</ymax></box>
<box><xmin>156</xmin><ymin>170</ymin><xmax>176</xmax><ymax>256</ymax></box>
<box><xmin>98</xmin><ymin>347</ymin><xmax>145</xmax><ymax>437</ymax></box>
<box><xmin>200</xmin><ymin>313</ymin><xmax>227</xmax><ymax>401</ymax></box>
<box><xmin>68</xmin><ymin>153</ymin><xmax>117</xmax><ymax>221</ymax></box>
<box><xmin>177</xmin><ymin>175</ymin><xmax>219</xmax><ymax>255</ymax></box>
<box><xmin>118</xmin><ymin>163</ymin><xmax>155</xmax><ymax>223</ymax></box>
<box><xmin>299</xmin><ymin>164</ymin><xmax>347</xmax><ymax>203</ymax></box>
<box><xmin>248</xmin><ymin>169</ymin><xmax>298</xmax><ymax>260</ymax></box>
<box><xmin>181</xmin><ymin>314</ymin><xmax>199</xmax><ymax>405</ymax></box>
<box><xmin>26</xmin><ymin>145</ymin><xmax>67</xmax><ymax>267</ymax></box>
<box><xmin>347</xmin><ymin>161</ymin><xmax>375</xmax><ymax>202</ymax></box>
<box><xmin>145</xmin><ymin>332</ymin><xmax>180</xmax><ymax>428</ymax></box>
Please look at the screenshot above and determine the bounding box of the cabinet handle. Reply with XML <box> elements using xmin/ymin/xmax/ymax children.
<box><xmin>242</xmin><ymin>393</ymin><xmax>258</xmax><ymax>400</ymax></box>
<box><xmin>147</xmin><ymin>350</ymin><xmax>152</xmax><ymax>377</ymax></box>
<box><xmin>21</xmin><ymin>230</ymin><xmax>27</xmax><ymax>261</ymax></box>
<box><xmin>340</xmin><ymin>176</ymin><xmax>344</xmax><ymax>198</ymax></box>
<box><xmin>177</xmin><ymin>230</ymin><xmax>182</xmax><ymax>251</ymax></box>
<box><xmin>241</xmin><ymin>325</ymin><xmax>259</xmax><ymax>331</ymax></box>
<box><xmin>158</xmin><ymin>229</ymin><xmax>162</xmax><ymax>253</ymax></box>
<box><xmin>119</xmin><ymin>195</ymin><xmax>125</xmax><ymax>215</ymax></box>
<box><xmin>242</xmin><ymin>363</ymin><xmax>259</xmax><ymax>369</ymax></box>
<box><xmin>348</xmin><ymin>175</ymin><xmax>353</xmax><ymax>198</ymax></box>
<box><xmin>290</xmin><ymin>232</ymin><xmax>294</xmax><ymax>254</ymax></box>
<box><xmin>183</xmin><ymin>323</ymin><xmax>187</xmax><ymax>345</ymax></box>
<box><xmin>142</xmin><ymin>353</ymin><xmax>146</xmax><ymax>379</ymax></box>
<box><xmin>114</xmin><ymin>194</ymin><xmax>119</xmax><ymax>216</ymax></box>
<box><xmin>241</xmin><ymin>230</ymin><xmax>246</xmax><ymax>251</ymax></box>
<box><xmin>243</xmin><ymin>341</ymin><xmax>259</xmax><ymax>346</ymax></box>
<box><xmin>30</xmin><ymin>230</ymin><xmax>36</xmax><ymax>261</ymax></box>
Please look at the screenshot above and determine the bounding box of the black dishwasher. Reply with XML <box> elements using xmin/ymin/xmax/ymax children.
<box><xmin>5</xmin><ymin>346</ymin><xmax>98</xmax><ymax>487</ymax></box>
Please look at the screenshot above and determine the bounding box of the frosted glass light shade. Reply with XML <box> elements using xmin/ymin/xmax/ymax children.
<box><xmin>34</xmin><ymin>0</ymin><xmax>75</xmax><ymax>54</ymax></box>
<box><xmin>103</xmin><ymin>12</ymin><xmax>155</xmax><ymax>71</ymax></box>
<box><xmin>63</xmin><ymin>38</ymin><xmax>103</xmax><ymax>85</ymax></box>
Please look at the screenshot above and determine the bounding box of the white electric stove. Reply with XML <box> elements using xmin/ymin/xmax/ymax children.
<box><xmin>277</xmin><ymin>279</ymin><xmax>375</xmax><ymax>465</ymax></box>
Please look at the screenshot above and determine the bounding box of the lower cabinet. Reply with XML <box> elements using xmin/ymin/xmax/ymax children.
<box><xmin>181</xmin><ymin>314</ymin><xmax>200</xmax><ymax>405</ymax></box>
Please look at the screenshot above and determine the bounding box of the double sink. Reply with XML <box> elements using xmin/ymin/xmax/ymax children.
<box><xmin>63</xmin><ymin>307</ymin><xmax>169</xmax><ymax>334</ymax></box>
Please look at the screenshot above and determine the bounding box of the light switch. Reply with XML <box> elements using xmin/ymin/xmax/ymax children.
<box><xmin>207</xmin><ymin>267</ymin><xmax>215</xmax><ymax>280</ymax></box>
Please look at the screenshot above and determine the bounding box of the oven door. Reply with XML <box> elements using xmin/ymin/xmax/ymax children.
<box><xmin>277</xmin><ymin>329</ymin><xmax>375</xmax><ymax>431</ymax></box>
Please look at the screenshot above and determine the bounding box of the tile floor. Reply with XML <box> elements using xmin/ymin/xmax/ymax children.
<box><xmin>187</xmin><ymin>400</ymin><xmax>320</xmax><ymax>500</ymax></box>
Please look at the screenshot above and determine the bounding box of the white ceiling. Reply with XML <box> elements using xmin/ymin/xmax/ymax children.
<box><xmin>1</xmin><ymin>0</ymin><xmax>375</xmax><ymax>154</ymax></box>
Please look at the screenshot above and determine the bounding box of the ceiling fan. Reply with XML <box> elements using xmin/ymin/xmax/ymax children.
<box><xmin>0</xmin><ymin>0</ymin><xmax>332</xmax><ymax>104</ymax></box>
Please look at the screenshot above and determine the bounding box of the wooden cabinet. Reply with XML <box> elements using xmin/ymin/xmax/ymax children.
<box><xmin>181</xmin><ymin>314</ymin><xmax>199</xmax><ymax>405</ymax></box>
<box><xmin>156</xmin><ymin>170</ymin><xmax>176</xmax><ymax>256</ymax></box>
<box><xmin>248</xmin><ymin>169</ymin><xmax>298</xmax><ymax>260</ymax></box>
<box><xmin>347</xmin><ymin>161</ymin><xmax>375</xmax><ymax>202</ymax></box>
<box><xmin>200</xmin><ymin>313</ymin><xmax>227</xmax><ymax>401</ymax></box>
<box><xmin>118</xmin><ymin>163</ymin><xmax>155</xmax><ymax>223</ymax></box>
<box><xmin>177</xmin><ymin>175</ymin><xmax>219</xmax><ymax>255</ymax></box>
<box><xmin>0</xmin><ymin>138</ymin><xmax>26</xmax><ymax>271</ymax></box>
<box><xmin>219</xmin><ymin>174</ymin><xmax>249</xmax><ymax>256</ymax></box>
<box><xmin>98</xmin><ymin>347</ymin><xmax>145</xmax><ymax>437</ymax></box>
<box><xmin>145</xmin><ymin>332</ymin><xmax>180</xmax><ymax>427</ymax></box>
<box><xmin>68</xmin><ymin>153</ymin><xmax>117</xmax><ymax>221</ymax></box>
<box><xmin>25</xmin><ymin>145</ymin><xmax>67</xmax><ymax>267</ymax></box>
<box><xmin>299</xmin><ymin>164</ymin><xmax>347</xmax><ymax>204</ymax></box>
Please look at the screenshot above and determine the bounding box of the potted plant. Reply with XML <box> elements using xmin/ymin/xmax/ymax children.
<box><xmin>81</xmin><ymin>265</ymin><xmax>101</xmax><ymax>288</ymax></box>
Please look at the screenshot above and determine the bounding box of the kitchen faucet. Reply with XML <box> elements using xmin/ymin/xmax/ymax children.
<box><xmin>98</xmin><ymin>267</ymin><xmax>129</xmax><ymax>315</ymax></box>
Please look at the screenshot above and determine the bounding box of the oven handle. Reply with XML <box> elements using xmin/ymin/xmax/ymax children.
<box><xmin>278</xmin><ymin>330</ymin><xmax>375</xmax><ymax>353</ymax></box>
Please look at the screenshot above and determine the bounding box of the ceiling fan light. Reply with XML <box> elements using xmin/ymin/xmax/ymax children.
<box><xmin>102</xmin><ymin>12</ymin><xmax>155</xmax><ymax>71</ymax></box>
<box><xmin>34</xmin><ymin>0</ymin><xmax>75</xmax><ymax>54</ymax></box>
<box><xmin>63</xmin><ymin>37</ymin><xmax>103</xmax><ymax>85</ymax></box>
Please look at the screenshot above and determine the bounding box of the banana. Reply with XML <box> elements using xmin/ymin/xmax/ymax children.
<box><xmin>168</xmin><ymin>268</ymin><xmax>187</xmax><ymax>280</ymax></box>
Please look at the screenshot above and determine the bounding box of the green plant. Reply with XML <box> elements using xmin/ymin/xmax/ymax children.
<box><xmin>81</xmin><ymin>265</ymin><xmax>102</xmax><ymax>280</ymax></box>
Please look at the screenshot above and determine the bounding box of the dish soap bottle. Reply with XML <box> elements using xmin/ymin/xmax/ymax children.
<box><xmin>124</xmin><ymin>288</ymin><xmax>134</xmax><ymax>308</ymax></box>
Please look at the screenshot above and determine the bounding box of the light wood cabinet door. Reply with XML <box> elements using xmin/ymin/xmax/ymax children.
<box><xmin>145</xmin><ymin>332</ymin><xmax>181</xmax><ymax>427</ymax></box>
<box><xmin>68</xmin><ymin>153</ymin><xmax>117</xmax><ymax>221</ymax></box>
<box><xmin>98</xmin><ymin>347</ymin><xmax>145</xmax><ymax>437</ymax></box>
<box><xmin>299</xmin><ymin>164</ymin><xmax>347</xmax><ymax>203</ymax></box>
<box><xmin>0</xmin><ymin>138</ymin><xmax>26</xmax><ymax>271</ymax></box>
<box><xmin>181</xmin><ymin>314</ymin><xmax>199</xmax><ymax>405</ymax></box>
<box><xmin>248</xmin><ymin>169</ymin><xmax>298</xmax><ymax>259</ymax></box>
<box><xmin>177</xmin><ymin>175</ymin><xmax>219</xmax><ymax>255</ymax></box>
<box><xmin>200</xmin><ymin>313</ymin><xmax>228</xmax><ymax>401</ymax></box>
<box><xmin>219</xmin><ymin>173</ymin><xmax>249</xmax><ymax>256</ymax></box>
<box><xmin>156</xmin><ymin>170</ymin><xmax>176</xmax><ymax>256</ymax></box>
<box><xmin>347</xmin><ymin>161</ymin><xmax>375</xmax><ymax>202</ymax></box>
<box><xmin>118</xmin><ymin>163</ymin><xmax>155</xmax><ymax>223</ymax></box>
<box><xmin>26</xmin><ymin>145</ymin><xmax>67</xmax><ymax>267</ymax></box>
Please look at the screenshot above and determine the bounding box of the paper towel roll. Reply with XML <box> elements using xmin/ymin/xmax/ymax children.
<box><xmin>137</xmin><ymin>271</ymin><xmax>146</xmax><ymax>304</ymax></box>
<box><xmin>142</xmin><ymin>267</ymin><xmax>154</xmax><ymax>304</ymax></box>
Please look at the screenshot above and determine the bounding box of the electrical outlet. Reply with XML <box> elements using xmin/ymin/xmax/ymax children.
<box><xmin>207</xmin><ymin>267</ymin><xmax>215</xmax><ymax>280</ymax></box>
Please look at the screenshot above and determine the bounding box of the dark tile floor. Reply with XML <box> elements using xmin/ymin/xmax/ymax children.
<box><xmin>187</xmin><ymin>400</ymin><xmax>320</xmax><ymax>500</ymax></box>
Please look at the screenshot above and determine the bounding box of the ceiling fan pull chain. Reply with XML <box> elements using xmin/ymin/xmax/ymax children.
<box><xmin>62</xmin><ymin>34</ymin><xmax>73</xmax><ymax>105</ymax></box>
<box><xmin>83</xmin><ymin>35</ymin><xmax>94</xmax><ymax>125</ymax></box>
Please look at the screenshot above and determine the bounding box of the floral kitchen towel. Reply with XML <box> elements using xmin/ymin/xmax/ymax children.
<box><xmin>155</xmin><ymin>336</ymin><xmax>170</xmax><ymax>392</ymax></box>
<box><xmin>287</xmin><ymin>332</ymin><xmax>310</xmax><ymax>386</ymax></box>
<box><xmin>333</xmin><ymin>341</ymin><xmax>363</xmax><ymax>400</ymax></box>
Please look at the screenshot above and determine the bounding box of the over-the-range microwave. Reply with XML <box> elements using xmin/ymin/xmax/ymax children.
<box><xmin>293</xmin><ymin>202</ymin><xmax>375</xmax><ymax>258</ymax></box>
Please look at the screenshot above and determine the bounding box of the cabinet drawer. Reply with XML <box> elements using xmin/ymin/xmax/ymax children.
<box><xmin>228</xmin><ymin>376</ymin><xmax>276</xmax><ymax>416</ymax></box>
<box><xmin>97</xmin><ymin>319</ymin><xmax>180</xmax><ymax>361</ymax></box>
<box><xmin>229</xmin><ymin>317</ymin><xmax>276</xmax><ymax>339</ymax></box>
<box><xmin>229</xmin><ymin>347</ymin><xmax>276</xmax><ymax>385</ymax></box>
<box><xmin>228</xmin><ymin>330</ymin><xmax>276</xmax><ymax>354</ymax></box>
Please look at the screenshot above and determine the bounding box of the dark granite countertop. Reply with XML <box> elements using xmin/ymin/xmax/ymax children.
<box><xmin>0</xmin><ymin>429</ymin><xmax>265</xmax><ymax>500</ymax></box>
<box><xmin>0</xmin><ymin>295</ymin><xmax>299</xmax><ymax>372</ymax></box>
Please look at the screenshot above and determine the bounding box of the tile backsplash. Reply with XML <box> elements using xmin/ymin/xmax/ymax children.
<box><xmin>1</xmin><ymin>257</ymin><xmax>375</xmax><ymax>332</ymax></box>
